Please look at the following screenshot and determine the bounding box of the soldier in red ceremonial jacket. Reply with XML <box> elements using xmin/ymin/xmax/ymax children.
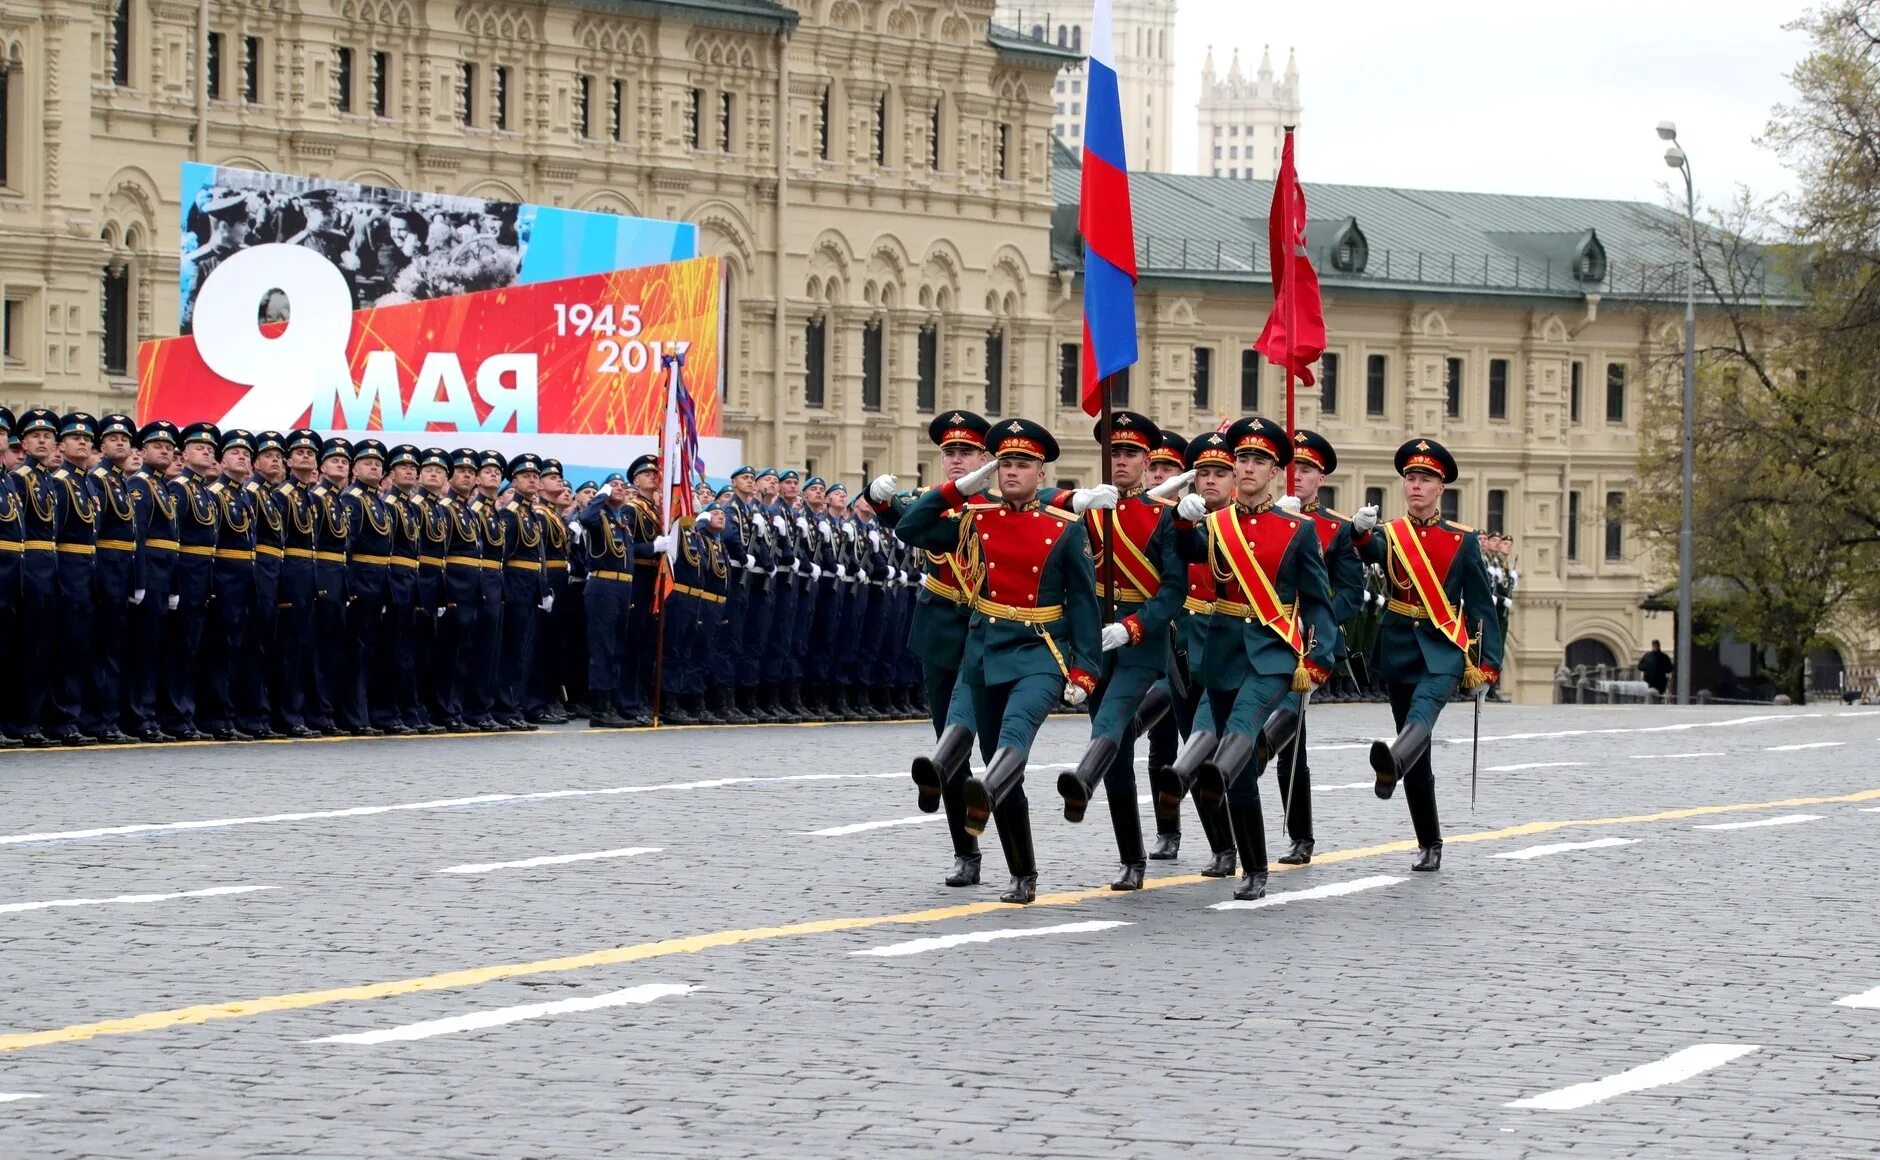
<box><xmin>1355</xmin><ymin>438</ymin><xmax>1502</xmax><ymax>873</ymax></box>
<box><xmin>1055</xmin><ymin>410</ymin><xmax>1187</xmax><ymax>893</ymax></box>
<box><xmin>1165</xmin><ymin>417</ymin><xmax>1338</xmax><ymax>902</ymax></box>
<box><xmin>897</xmin><ymin>418</ymin><xmax>1102</xmax><ymax>905</ymax></box>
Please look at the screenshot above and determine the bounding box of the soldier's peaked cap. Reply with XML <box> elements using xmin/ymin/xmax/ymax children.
<box><xmin>1291</xmin><ymin>429</ymin><xmax>1337</xmax><ymax>474</ymax></box>
<box><xmin>1395</xmin><ymin>437</ymin><xmax>1457</xmax><ymax>483</ymax></box>
<box><xmin>928</xmin><ymin>410</ymin><xmax>990</xmax><ymax>450</ymax></box>
<box><xmin>989</xmin><ymin>418</ymin><xmax>1060</xmax><ymax>463</ymax></box>
<box><xmin>1224</xmin><ymin>416</ymin><xmax>1292</xmax><ymax>467</ymax></box>
<box><xmin>1093</xmin><ymin>410</ymin><xmax>1159</xmax><ymax>454</ymax></box>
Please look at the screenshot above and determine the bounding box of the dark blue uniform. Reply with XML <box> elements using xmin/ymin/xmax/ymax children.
<box><xmin>0</xmin><ymin>453</ymin><xmax>24</xmax><ymax>743</ymax></box>
<box><xmin>273</xmin><ymin>476</ymin><xmax>319</xmax><ymax>735</ymax></box>
<box><xmin>123</xmin><ymin>437</ymin><xmax>179</xmax><ymax>742</ymax></box>
<box><xmin>11</xmin><ymin>456</ymin><xmax>57</xmax><ymax>743</ymax></box>
<box><xmin>377</xmin><ymin>481</ymin><xmax>425</xmax><ymax>733</ymax></box>
<box><xmin>467</xmin><ymin>491</ymin><xmax>507</xmax><ymax>724</ymax></box>
<box><xmin>161</xmin><ymin>462</ymin><xmax>219</xmax><ymax>739</ymax></box>
<box><xmin>341</xmin><ymin>473</ymin><xmax>393</xmax><ymax>733</ymax></box>
<box><xmin>201</xmin><ymin>473</ymin><xmax>258</xmax><ymax>738</ymax></box>
<box><xmin>86</xmin><ymin>458</ymin><xmax>139</xmax><ymax>739</ymax></box>
<box><xmin>45</xmin><ymin>463</ymin><xmax>98</xmax><ymax>740</ymax></box>
<box><xmin>307</xmin><ymin>475</ymin><xmax>354</xmax><ymax>733</ymax></box>
<box><xmin>580</xmin><ymin>486</ymin><xmax>642</xmax><ymax>727</ymax></box>
<box><xmin>241</xmin><ymin>472</ymin><xmax>286</xmax><ymax>738</ymax></box>
<box><xmin>497</xmin><ymin>489</ymin><xmax>549</xmax><ymax>728</ymax></box>
<box><xmin>438</xmin><ymin>480</ymin><xmax>489</xmax><ymax>730</ymax></box>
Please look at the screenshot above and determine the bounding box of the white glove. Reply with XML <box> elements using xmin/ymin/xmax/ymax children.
<box><xmin>868</xmin><ymin>528</ymin><xmax>882</xmax><ymax>549</ymax></box>
<box><xmin>744</xmin><ymin>553</ymin><xmax>757</xmax><ymax>569</ymax></box>
<box><xmin>1101</xmin><ymin>622</ymin><xmax>1130</xmax><ymax>652</ymax></box>
<box><xmin>130</xmin><ymin>588</ymin><xmax>146</xmax><ymax>606</ymax></box>
<box><xmin>569</xmin><ymin>522</ymin><xmax>587</xmax><ymax>543</ymax></box>
<box><xmin>1276</xmin><ymin>495</ymin><xmax>1302</xmax><ymax>513</ymax></box>
<box><xmin>811</xmin><ymin>563</ymin><xmax>823</xmax><ymax>580</ymax></box>
<box><xmin>842</xmin><ymin>523</ymin><xmax>857</xmax><ymax>538</ymax></box>
<box><xmin>1070</xmin><ymin>484</ymin><xmax>1120</xmax><ymax>514</ymax></box>
<box><xmin>167</xmin><ymin>594</ymin><xmax>181</xmax><ymax>611</ymax></box>
<box><xmin>868</xmin><ymin>473</ymin><xmax>898</xmax><ymax>503</ymax></box>
<box><xmin>1147</xmin><ymin>470</ymin><xmax>1195</xmax><ymax>500</ymax></box>
<box><xmin>836</xmin><ymin>563</ymin><xmax>848</xmax><ymax>580</ymax></box>
<box><xmin>819</xmin><ymin>522</ymin><xmax>833</xmax><ymax>541</ymax></box>
<box><xmin>538</xmin><ymin>594</ymin><xmax>555</xmax><ymax>612</ymax></box>
<box><xmin>1177</xmin><ymin>494</ymin><xmax>1209</xmax><ymax>521</ymax></box>
<box><xmin>653</xmin><ymin>534</ymin><xmax>675</xmax><ymax>553</ymax></box>
<box><xmin>956</xmin><ymin>460</ymin><xmax>998</xmax><ymax>495</ymax></box>
<box><xmin>897</xmin><ymin>569</ymin><xmax>909</xmax><ymax>584</ymax></box>
<box><xmin>436</xmin><ymin>607</ymin><xmax>448</xmax><ymax>619</ymax></box>
<box><xmin>1062</xmin><ymin>682</ymin><xmax>1089</xmax><ymax>708</ymax></box>
<box><xmin>1353</xmin><ymin>505</ymin><xmax>1379</xmax><ymax>534</ymax></box>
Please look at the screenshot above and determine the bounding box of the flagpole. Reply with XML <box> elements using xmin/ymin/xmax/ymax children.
<box><xmin>1099</xmin><ymin>374</ymin><xmax>1116</xmax><ymax>626</ymax></box>
<box><xmin>1283</xmin><ymin>125</ymin><xmax>1299</xmax><ymax>495</ymax></box>
<box><xmin>650</xmin><ymin>354</ymin><xmax>681</xmax><ymax>728</ymax></box>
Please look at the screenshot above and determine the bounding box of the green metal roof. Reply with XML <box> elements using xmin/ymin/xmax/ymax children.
<box><xmin>1049</xmin><ymin>142</ymin><xmax>1769</xmax><ymax>303</ymax></box>
<box><xmin>571</xmin><ymin>0</ymin><xmax>799</xmax><ymax>32</ymax></box>
<box><xmin>988</xmin><ymin>23</ymin><xmax>1085</xmax><ymax>67</ymax></box>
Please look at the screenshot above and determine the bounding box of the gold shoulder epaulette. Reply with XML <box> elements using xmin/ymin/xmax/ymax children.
<box><xmin>1147</xmin><ymin>493</ymin><xmax>1177</xmax><ymax>508</ymax></box>
<box><xmin>1448</xmin><ymin>520</ymin><xmax>1476</xmax><ymax>533</ymax></box>
<box><xmin>1045</xmin><ymin>505</ymin><xmax>1079</xmax><ymax>522</ymax></box>
<box><xmin>1321</xmin><ymin>507</ymin><xmax>1347</xmax><ymax>522</ymax></box>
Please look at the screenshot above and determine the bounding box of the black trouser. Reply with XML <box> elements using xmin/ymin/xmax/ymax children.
<box><xmin>496</xmin><ymin>589</ymin><xmax>539</xmax><ymax>721</ymax></box>
<box><xmin>1388</xmin><ymin>681</ymin><xmax>1442</xmax><ymax>848</ymax></box>
<box><xmin>1269</xmin><ymin>715</ymin><xmax>1313</xmax><ymax>845</ymax></box>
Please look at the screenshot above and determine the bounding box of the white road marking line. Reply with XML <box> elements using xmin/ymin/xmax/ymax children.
<box><xmin>1693</xmin><ymin>814</ymin><xmax>1823</xmax><ymax>831</ymax></box>
<box><xmin>0</xmin><ymin>884</ymin><xmax>274</xmax><ymax>916</ymax></box>
<box><xmin>1629</xmin><ymin>751</ymin><xmax>1725</xmax><ymax>760</ymax></box>
<box><xmin>1861</xmin><ymin>807</ymin><xmax>1880</xmax><ymax>813</ymax></box>
<box><xmin>312</xmin><ymin>983</ymin><xmax>698</xmax><ymax>1044</ymax></box>
<box><xmin>802</xmin><ymin>816</ymin><xmax>942</xmax><ymax>837</ymax></box>
<box><xmin>0</xmin><ymin>771</ymin><xmax>907</xmax><ymax>848</ymax></box>
<box><xmin>1485</xmin><ymin>761</ymin><xmax>1588</xmax><ymax>773</ymax></box>
<box><xmin>850</xmin><ymin>920</ymin><xmax>1130</xmax><ymax>958</ymax></box>
<box><xmin>1211</xmin><ymin>875</ymin><xmax>1404</xmax><ymax>911</ymax></box>
<box><xmin>1316</xmin><ymin>781</ymin><xmax>1374</xmax><ymax>792</ymax></box>
<box><xmin>1505</xmin><ymin>1044</ymin><xmax>1761</xmax><ymax>1110</ymax></box>
<box><xmin>1494</xmin><ymin>838</ymin><xmax>1639</xmax><ymax>860</ymax></box>
<box><xmin>0</xmin><ymin>1093</ymin><xmax>45</xmax><ymax>1103</ymax></box>
<box><xmin>1834</xmin><ymin>985</ymin><xmax>1880</xmax><ymax>1009</ymax></box>
<box><xmin>1765</xmin><ymin>741</ymin><xmax>1844</xmax><ymax>752</ymax></box>
<box><xmin>437</xmin><ymin>847</ymin><xmax>660</xmax><ymax>875</ymax></box>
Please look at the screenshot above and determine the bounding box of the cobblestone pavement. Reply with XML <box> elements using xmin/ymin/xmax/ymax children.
<box><xmin>4</xmin><ymin>703</ymin><xmax>1880</xmax><ymax>1157</ymax></box>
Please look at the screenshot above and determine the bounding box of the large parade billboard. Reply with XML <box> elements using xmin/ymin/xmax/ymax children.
<box><xmin>140</xmin><ymin>166</ymin><xmax>739</xmax><ymax>479</ymax></box>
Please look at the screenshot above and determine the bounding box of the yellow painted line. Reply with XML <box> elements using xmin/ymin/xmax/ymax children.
<box><xmin>4</xmin><ymin>783</ymin><xmax>1878</xmax><ymax>1055</ymax></box>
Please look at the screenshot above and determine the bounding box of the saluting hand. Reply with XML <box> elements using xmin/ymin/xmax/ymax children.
<box><xmin>956</xmin><ymin>460</ymin><xmax>998</xmax><ymax>495</ymax></box>
<box><xmin>1147</xmin><ymin>470</ymin><xmax>1195</xmax><ymax>500</ymax></box>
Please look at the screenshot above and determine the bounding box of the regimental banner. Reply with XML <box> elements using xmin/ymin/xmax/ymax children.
<box><xmin>137</xmin><ymin>254</ymin><xmax>735</xmax><ymax>475</ymax></box>
<box><xmin>177</xmin><ymin>164</ymin><xmax>696</xmax><ymax>333</ymax></box>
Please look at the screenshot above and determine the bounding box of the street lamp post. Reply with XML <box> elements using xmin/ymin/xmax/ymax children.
<box><xmin>1658</xmin><ymin>121</ymin><xmax>1696</xmax><ymax>707</ymax></box>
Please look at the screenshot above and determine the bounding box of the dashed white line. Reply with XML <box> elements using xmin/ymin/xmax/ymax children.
<box><xmin>437</xmin><ymin>847</ymin><xmax>661</xmax><ymax>874</ymax></box>
<box><xmin>1493</xmin><ymin>838</ymin><xmax>1639</xmax><ymax>860</ymax></box>
<box><xmin>1765</xmin><ymin>742</ymin><xmax>1844</xmax><ymax>752</ymax></box>
<box><xmin>1629</xmin><ymin>752</ymin><xmax>1725</xmax><ymax>760</ymax></box>
<box><xmin>803</xmin><ymin>816</ymin><xmax>943</xmax><ymax>837</ymax></box>
<box><xmin>0</xmin><ymin>1093</ymin><xmax>45</xmax><ymax>1103</ymax></box>
<box><xmin>1693</xmin><ymin>814</ymin><xmax>1823</xmax><ymax>831</ymax></box>
<box><xmin>1484</xmin><ymin>761</ymin><xmax>1588</xmax><ymax>773</ymax></box>
<box><xmin>1506</xmin><ymin>1044</ymin><xmax>1761</xmax><ymax>1110</ymax></box>
<box><xmin>0</xmin><ymin>771</ymin><xmax>907</xmax><ymax>847</ymax></box>
<box><xmin>850</xmin><ymin>919</ymin><xmax>1130</xmax><ymax>958</ymax></box>
<box><xmin>1834</xmin><ymin>985</ymin><xmax>1880</xmax><ymax>1009</ymax></box>
<box><xmin>1211</xmin><ymin>875</ymin><xmax>1404</xmax><ymax>911</ymax></box>
<box><xmin>312</xmin><ymin>983</ymin><xmax>698</xmax><ymax>1044</ymax></box>
<box><xmin>0</xmin><ymin>884</ymin><xmax>275</xmax><ymax>916</ymax></box>
<box><xmin>1316</xmin><ymin>781</ymin><xmax>1375</xmax><ymax>792</ymax></box>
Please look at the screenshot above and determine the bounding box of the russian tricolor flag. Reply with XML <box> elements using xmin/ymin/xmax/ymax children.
<box><xmin>1077</xmin><ymin>0</ymin><xmax>1139</xmax><ymax>417</ymax></box>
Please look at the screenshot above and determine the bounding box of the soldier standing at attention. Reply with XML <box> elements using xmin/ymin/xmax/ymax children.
<box><xmin>0</xmin><ymin>409</ymin><xmax>24</xmax><ymax>747</ymax></box>
<box><xmin>45</xmin><ymin>413</ymin><xmax>101</xmax><ymax>745</ymax></box>
<box><xmin>307</xmin><ymin>438</ymin><xmax>356</xmax><ymax>736</ymax></box>
<box><xmin>161</xmin><ymin>422</ymin><xmax>223</xmax><ymax>743</ymax></box>
<box><xmin>11</xmin><ymin>409</ymin><xmax>61</xmax><ymax>746</ymax></box>
<box><xmin>124</xmin><ymin>421</ymin><xmax>180</xmax><ymax>744</ymax></box>
<box><xmin>1359</xmin><ymin>438</ymin><xmax>1502</xmax><ymax>873</ymax></box>
<box><xmin>201</xmin><ymin>429</ymin><xmax>258</xmax><ymax>742</ymax></box>
<box><xmin>623</xmin><ymin>454</ymin><xmax>666</xmax><ymax>726</ymax></box>
<box><xmin>437</xmin><ymin>449</ymin><xmax>490</xmax><ymax>732</ymax></box>
<box><xmin>85</xmin><ymin>413</ymin><xmax>141</xmax><ymax>744</ymax></box>
<box><xmin>496</xmin><ymin>454</ymin><xmax>551</xmax><ymax>732</ymax></box>
<box><xmin>896</xmin><ymin>419</ymin><xmax>1102</xmax><ymax>904</ymax></box>
<box><xmin>240</xmin><ymin>432</ymin><xmax>287</xmax><ymax>741</ymax></box>
<box><xmin>581</xmin><ymin>472</ymin><xmax>641</xmax><ymax>729</ymax></box>
<box><xmin>373</xmin><ymin>445</ymin><xmax>425</xmax><ymax>735</ymax></box>
<box><xmin>411</xmin><ymin>449</ymin><xmax>453</xmax><ymax>733</ymax></box>
<box><xmin>339</xmin><ymin>440</ymin><xmax>393</xmax><ymax>736</ymax></box>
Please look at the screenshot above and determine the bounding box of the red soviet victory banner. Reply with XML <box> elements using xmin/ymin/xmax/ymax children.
<box><xmin>1253</xmin><ymin>130</ymin><xmax>1326</xmax><ymax>387</ymax></box>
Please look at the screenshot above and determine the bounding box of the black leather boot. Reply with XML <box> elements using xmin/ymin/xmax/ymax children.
<box><xmin>1198</xmin><ymin>797</ymin><xmax>1237</xmax><ymax>877</ymax></box>
<box><xmin>942</xmin><ymin>774</ymin><xmax>981</xmax><ymax>887</ymax></box>
<box><xmin>661</xmin><ymin>696</ymin><xmax>698</xmax><ymax>725</ymax></box>
<box><xmin>1197</xmin><ymin>732</ymin><xmax>1255</xmax><ymax>808</ymax></box>
<box><xmin>1228</xmin><ymin>802</ymin><xmax>1268</xmax><ymax>901</ymax></box>
<box><xmin>1412</xmin><ymin>841</ymin><xmax>1443</xmax><ymax>872</ymax></box>
<box><xmin>1254</xmin><ymin>705</ymin><xmax>1300</xmax><ymax>768</ymax></box>
<box><xmin>1162</xmin><ymin>731</ymin><xmax>1217</xmax><ymax>813</ymax></box>
<box><xmin>1278</xmin><ymin>839</ymin><xmax>1315</xmax><ymax>866</ymax></box>
<box><xmin>1130</xmin><ymin>681</ymin><xmax>1174</xmax><ymax>736</ymax></box>
<box><xmin>994</xmin><ymin>793</ymin><xmax>1037</xmax><ymax>904</ymax></box>
<box><xmin>963</xmin><ymin>747</ymin><xmax>1025</xmax><ymax>838</ymax></box>
<box><xmin>1056</xmin><ymin>735</ymin><xmax>1118</xmax><ymax>823</ymax></box>
<box><xmin>1148</xmin><ymin>767</ymin><xmax>1182</xmax><ymax>859</ymax></box>
<box><xmin>1370</xmin><ymin>721</ymin><xmax>1431</xmax><ymax>800</ymax></box>
<box><xmin>719</xmin><ymin>688</ymin><xmax>752</xmax><ymax>724</ymax></box>
<box><xmin>1107</xmin><ymin>788</ymin><xmax>1146</xmax><ymax>891</ymax></box>
<box><xmin>912</xmin><ymin>724</ymin><xmax>974</xmax><ymax>814</ymax></box>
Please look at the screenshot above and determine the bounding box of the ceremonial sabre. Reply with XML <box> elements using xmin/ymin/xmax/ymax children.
<box><xmin>1469</xmin><ymin>618</ymin><xmax>1484</xmax><ymax>811</ymax></box>
<box><xmin>1281</xmin><ymin>627</ymin><xmax>1314</xmax><ymax>828</ymax></box>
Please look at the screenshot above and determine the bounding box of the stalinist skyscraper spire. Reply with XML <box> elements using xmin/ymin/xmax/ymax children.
<box><xmin>1196</xmin><ymin>42</ymin><xmax>1304</xmax><ymax>180</ymax></box>
<box><xmin>997</xmin><ymin>2</ymin><xmax>1178</xmax><ymax>173</ymax></box>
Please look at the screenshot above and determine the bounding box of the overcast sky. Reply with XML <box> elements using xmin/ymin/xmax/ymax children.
<box><xmin>1170</xmin><ymin>0</ymin><xmax>1814</xmax><ymax>209</ymax></box>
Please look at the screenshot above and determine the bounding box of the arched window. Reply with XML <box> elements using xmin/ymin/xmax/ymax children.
<box><xmin>0</xmin><ymin>51</ymin><xmax>22</xmax><ymax>190</ymax></box>
<box><xmin>1072</xmin><ymin>26</ymin><xmax>1081</xmax><ymax>52</ymax></box>
<box><xmin>1030</xmin><ymin>24</ymin><xmax>1045</xmax><ymax>41</ymax></box>
<box><xmin>1564</xmin><ymin>638</ymin><xmax>1618</xmax><ymax>671</ymax></box>
<box><xmin>1057</xmin><ymin>24</ymin><xmax>1067</xmax><ymax>47</ymax></box>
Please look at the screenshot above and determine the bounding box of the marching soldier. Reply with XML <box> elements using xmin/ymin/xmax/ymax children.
<box><xmin>1057</xmin><ymin>410</ymin><xmax>1184</xmax><ymax>892</ymax></box>
<box><xmin>273</xmin><ymin>429</ymin><xmax>323</xmax><ymax>738</ymax></box>
<box><xmin>45</xmin><ymin>413</ymin><xmax>101</xmax><ymax>745</ymax></box>
<box><xmin>124</xmin><ymin>420</ymin><xmax>180</xmax><ymax>744</ymax></box>
<box><xmin>308</xmin><ymin>438</ymin><xmax>355</xmax><ymax>735</ymax></box>
<box><xmin>11</xmin><ymin>409</ymin><xmax>60</xmax><ymax>746</ymax></box>
<box><xmin>162</xmin><ymin>421</ymin><xmax>223</xmax><ymax>742</ymax></box>
<box><xmin>1254</xmin><ymin>429</ymin><xmax>1379</xmax><ymax>863</ymax></box>
<box><xmin>240</xmin><ymin>432</ymin><xmax>287</xmax><ymax>740</ymax></box>
<box><xmin>897</xmin><ymin>419</ymin><xmax>1102</xmax><ymax>904</ymax></box>
<box><xmin>340</xmin><ymin>440</ymin><xmax>393</xmax><ymax>735</ymax></box>
<box><xmin>1359</xmin><ymin>438</ymin><xmax>1502</xmax><ymax>873</ymax></box>
<box><xmin>496</xmin><ymin>453</ymin><xmax>551</xmax><ymax>731</ymax></box>
<box><xmin>1164</xmin><ymin>417</ymin><xmax>1338</xmax><ymax>901</ymax></box>
<box><xmin>86</xmin><ymin>413</ymin><xmax>141</xmax><ymax>744</ymax></box>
